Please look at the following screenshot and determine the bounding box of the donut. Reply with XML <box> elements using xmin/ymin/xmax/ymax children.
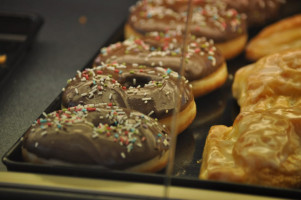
<box><xmin>22</xmin><ymin>104</ymin><xmax>170</xmax><ymax>172</ymax></box>
<box><xmin>62</xmin><ymin>63</ymin><xmax>196</xmax><ymax>134</ymax></box>
<box><xmin>125</xmin><ymin>0</ymin><xmax>248</xmax><ymax>59</ymax></box>
<box><xmin>200</xmin><ymin>49</ymin><xmax>301</xmax><ymax>188</ymax></box>
<box><xmin>221</xmin><ymin>0</ymin><xmax>285</xmax><ymax>27</ymax></box>
<box><xmin>246</xmin><ymin>14</ymin><xmax>301</xmax><ymax>61</ymax></box>
<box><xmin>94</xmin><ymin>32</ymin><xmax>228</xmax><ymax>97</ymax></box>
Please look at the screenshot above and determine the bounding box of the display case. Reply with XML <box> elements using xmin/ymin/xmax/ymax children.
<box><xmin>1</xmin><ymin>0</ymin><xmax>301</xmax><ymax>199</ymax></box>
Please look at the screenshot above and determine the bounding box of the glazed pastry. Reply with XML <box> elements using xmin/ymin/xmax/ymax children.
<box><xmin>246</xmin><ymin>14</ymin><xmax>301</xmax><ymax>61</ymax></box>
<box><xmin>234</xmin><ymin>49</ymin><xmax>301</xmax><ymax>112</ymax></box>
<box><xmin>200</xmin><ymin>49</ymin><xmax>301</xmax><ymax>188</ymax></box>
<box><xmin>222</xmin><ymin>0</ymin><xmax>285</xmax><ymax>27</ymax></box>
<box><xmin>62</xmin><ymin>63</ymin><xmax>196</xmax><ymax>134</ymax></box>
<box><xmin>94</xmin><ymin>32</ymin><xmax>228</xmax><ymax>97</ymax></box>
<box><xmin>125</xmin><ymin>0</ymin><xmax>248</xmax><ymax>59</ymax></box>
<box><xmin>22</xmin><ymin>104</ymin><xmax>170</xmax><ymax>172</ymax></box>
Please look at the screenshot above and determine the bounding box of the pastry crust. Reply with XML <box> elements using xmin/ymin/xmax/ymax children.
<box><xmin>200</xmin><ymin>49</ymin><xmax>301</xmax><ymax>188</ymax></box>
<box><xmin>246</xmin><ymin>14</ymin><xmax>301</xmax><ymax>61</ymax></box>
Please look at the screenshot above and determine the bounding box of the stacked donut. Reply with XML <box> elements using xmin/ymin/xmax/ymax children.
<box><xmin>94</xmin><ymin>32</ymin><xmax>228</xmax><ymax>97</ymax></box>
<box><xmin>200</xmin><ymin>49</ymin><xmax>301</xmax><ymax>188</ymax></box>
<box><xmin>126</xmin><ymin>0</ymin><xmax>248</xmax><ymax>60</ymax></box>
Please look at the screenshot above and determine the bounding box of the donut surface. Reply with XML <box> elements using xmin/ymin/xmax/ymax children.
<box><xmin>94</xmin><ymin>33</ymin><xmax>227</xmax><ymax>97</ymax></box>
<box><xmin>126</xmin><ymin>0</ymin><xmax>248</xmax><ymax>59</ymax></box>
<box><xmin>221</xmin><ymin>0</ymin><xmax>285</xmax><ymax>27</ymax></box>
<box><xmin>22</xmin><ymin>104</ymin><xmax>170</xmax><ymax>172</ymax></box>
<box><xmin>62</xmin><ymin>63</ymin><xmax>196</xmax><ymax>134</ymax></box>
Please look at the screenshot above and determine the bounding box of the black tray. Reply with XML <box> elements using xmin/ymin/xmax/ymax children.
<box><xmin>0</xmin><ymin>11</ymin><xmax>43</xmax><ymax>89</ymax></box>
<box><xmin>2</xmin><ymin>12</ymin><xmax>301</xmax><ymax>200</ymax></box>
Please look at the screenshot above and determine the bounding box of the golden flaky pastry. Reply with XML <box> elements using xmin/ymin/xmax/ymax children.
<box><xmin>200</xmin><ymin>49</ymin><xmax>301</xmax><ymax>188</ymax></box>
<box><xmin>246</xmin><ymin>14</ymin><xmax>301</xmax><ymax>61</ymax></box>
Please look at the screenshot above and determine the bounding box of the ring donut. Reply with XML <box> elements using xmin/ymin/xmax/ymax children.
<box><xmin>221</xmin><ymin>0</ymin><xmax>285</xmax><ymax>28</ymax></box>
<box><xmin>62</xmin><ymin>63</ymin><xmax>196</xmax><ymax>134</ymax></box>
<box><xmin>94</xmin><ymin>32</ymin><xmax>228</xmax><ymax>97</ymax></box>
<box><xmin>22</xmin><ymin>104</ymin><xmax>170</xmax><ymax>172</ymax></box>
<box><xmin>125</xmin><ymin>0</ymin><xmax>248</xmax><ymax>59</ymax></box>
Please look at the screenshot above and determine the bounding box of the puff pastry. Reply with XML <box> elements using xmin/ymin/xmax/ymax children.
<box><xmin>200</xmin><ymin>49</ymin><xmax>301</xmax><ymax>188</ymax></box>
<box><xmin>246</xmin><ymin>14</ymin><xmax>301</xmax><ymax>61</ymax></box>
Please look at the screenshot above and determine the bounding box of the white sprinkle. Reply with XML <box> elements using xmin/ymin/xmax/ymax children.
<box><xmin>35</xmin><ymin>142</ymin><xmax>39</xmax><ymax>148</ymax></box>
<box><xmin>88</xmin><ymin>93</ymin><xmax>94</xmax><ymax>98</ymax></box>
<box><xmin>121</xmin><ymin>152</ymin><xmax>126</xmax><ymax>158</ymax></box>
<box><xmin>75</xmin><ymin>88</ymin><xmax>79</xmax><ymax>94</ymax></box>
<box><xmin>133</xmin><ymin>78</ymin><xmax>136</xmax><ymax>85</ymax></box>
<box><xmin>81</xmin><ymin>93</ymin><xmax>88</xmax><ymax>97</ymax></box>
<box><xmin>109</xmin><ymin>93</ymin><xmax>113</xmax><ymax>100</ymax></box>
<box><xmin>165</xmin><ymin>110</ymin><xmax>169</xmax><ymax>114</ymax></box>
<box><xmin>142</xmin><ymin>97</ymin><xmax>152</xmax><ymax>101</ymax></box>
<box><xmin>41</xmin><ymin>131</ymin><xmax>47</xmax><ymax>136</ymax></box>
<box><xmin>132</xmin><ymin>63</ymin><xmax>138</xmax><ymax>67</ymax></box>
<box><xmin>166</xmin><ymin>91</ymin><xmax>170</xmax><ymax>95</ymax></box>
<box><xmin>163</xmin><ymin>139</ymin><xmax>169</xmax><ymax>146</ymax></box>
<box><xmin>62</xmin><ymin>88</ymin><xmax>65</xmax><ymax>92</ymax></box>
<box><xmin>42</xmin><ymin>112</ymin><xmax>47</xmax><ymax>117</ymax></box>
<box><xmin>77</xmin><ymin>70</ymin><xmax>82</xmax><ymax>78</ymax></box>
<box><xmin>148</xmin><ymin>110</ymin><xmax>154</xmax><ymax>116</ymax></box>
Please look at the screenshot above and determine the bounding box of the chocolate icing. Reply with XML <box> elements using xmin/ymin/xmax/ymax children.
<box><xmin>62</xmin><ymin>63</ymin><xmax>193</xmax><ymax>120</ymax></box>
<box><xmin>128</xmin><ymin>0</ymin><xmax>247</xmax><ymax>43</ymax></box>
<box><xmin>221</xmin><ymin>0</ymin><xmax>284</xmax><ymax>27</ymax></box>
<box><xmin>94</xmin><ymin>32</ymin><xmax>225</xmax><ymax>82</ymax></box>
<box><xmin>22</xmin><ymin>104</ymin><xmax>170</xmax><ymax>169</ymax></box>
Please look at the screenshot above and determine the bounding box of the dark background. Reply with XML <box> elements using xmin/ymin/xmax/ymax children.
<box><xmin>0</xmin><ymin>0</ymin><xmax>136</xmax><ymax>171</ymax></box>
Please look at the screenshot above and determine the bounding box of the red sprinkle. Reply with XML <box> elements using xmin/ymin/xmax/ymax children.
<box><xmin>87</xmin><ymin>107</ymin><xmax>96</xmax><ymax>112</ymax></box>
<box><xmin>122</xmin><ymin>86</ymin><xmax>127</xmax><ymax>90</ymax></box>
<box><xmin>195</xmin><ymin>48</ymin><xmax>200</xmax><ymax>53</ymax></box>
<box><xmin>96</xmin><ymin>70</ymin><xmax>103</xmax><ymax>75</ymax></box>
<box><xmin>108</xmin><ymin>102</ymin><xmax>113</xmax><ymax>106</ymax></box>
<box><xmin>106</xmin><ymin>132</ymin><xmax>111</xmax><ymax>137</ymax></box>
<box><xmin>47</xmin><ymin>123</ymin><xmax>52</xmax><ymax>127</ymax></box>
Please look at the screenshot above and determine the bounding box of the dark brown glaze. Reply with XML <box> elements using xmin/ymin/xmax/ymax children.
<box><xmin>22</xmin><ymin>104</ymin><xmax>170</xmax><ymax>169</ymax></box>
<box><xmin>94</xmin><ymin>32</ymin><xmax>225</xmax><ymax>82</ymax></box>
<box><xmin>128</xmin><ymin>0</ymin><xmax>247</xmax><ymax>43</ymax></box>
<box><xmin>62</xmin><ymin>63</ymin><xmax>193</xmax><ymax>120</ymax></box>
<box><xmin>221</xmin><ymin>0</ymin><xmax>285</xmax><ymax>27</ymax></box>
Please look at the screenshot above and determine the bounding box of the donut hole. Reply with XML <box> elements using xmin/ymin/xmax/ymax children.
<box><xmin>123</xmin><ymin>74</ymin><xmax>152</xmax><ymax>88</ymax></box>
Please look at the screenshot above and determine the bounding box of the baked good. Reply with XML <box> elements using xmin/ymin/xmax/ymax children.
<box><xmin>246</xmin><ymin>14</ymin><xmax>301</xmax><ymax>61</ymax></box>
<box><xmin>125</xmin><ymin>0</ymin><xmax>248</xmax><ymax>59</ymax></box>
<box><xmin>22</xmin><ymin>104</ymin><xmax>170</xmax><ymax>172</ymax></box>
<box><xmin>62</xmin><ymin>63</ymin><xmax>196</xmax><ymax>134</ymax></box>
<box><xmin>222</xmin><ymin>0</ymin><xmax>285</xmax><ymax>27</ymax></box>
<box><xmin>200</xmin><ymin>49</ymin><xmax>301</xmax><ymax>188</ymax></box>
<box><xmin>94</xmin><ymin>32</ymin><xmax>228</xmax><ymax>97</ymax></box>
<box><xmin>234</xmin><ymin>49</ymin><xmax>301</xmax><ymax>112</ymax></box>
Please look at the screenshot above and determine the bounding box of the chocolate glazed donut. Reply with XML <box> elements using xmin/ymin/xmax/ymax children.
<box><xmin>94</xmin><ymin>32</ymin><xmax>228</xmax><ymax>97</ymax></box>
<box><xmin>62</xmin><ymin>63</ymin><xmax>196</xmax><ymax>134</ymax></box>
<box><xmin>22</xmin><ymin>104</ymin><xmax>170</xmax><ymax>172</ymax></box>
<box><xmin>125</xmin><ymin>0</ymin><xmax>248</xmax><ymax>59</ymax></box>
